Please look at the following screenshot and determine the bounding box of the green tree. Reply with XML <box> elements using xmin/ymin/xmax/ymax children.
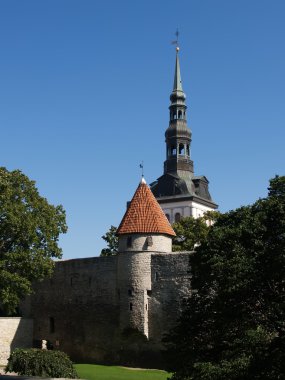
<box><xmin>6</xmin><ymin>348</ymin><xmax>78</xmax><ymax>378</ymax></box>
<box><xmin>0</xmin><ymin>167</ymin><xmax>67</xmax><ymax>315</ymax></box>
<box><xmin>100</xmin><ymin>225</ymin><xmax>118</xmax><ymax>256</ymax></box>
<box><xmin>165</xmin><ymin>176</ymin><xmax>285</xmax><ymax>380</ymax></box>
<box><xmin>172</xmin><ymin>212</ymin><xmax>219</xmax><ymax>252</ymax></box>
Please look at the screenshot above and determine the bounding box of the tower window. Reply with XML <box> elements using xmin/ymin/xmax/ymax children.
<box><xmin>178</xmin><ymin>110</ymin><xmax>182</xmax><ymax>119</ymax></box>
<box><xmin>179</xmin><ymin>143</ymin><xmax>185</xmax><ymax>155</ymax></box>
<box><xmin>167</xmin><ymin>147</ymin><xmax>171</xmax><ymax>157</ymax></box>
<box><xmin>155</xmin><ymin>272</ymin><xmax>159</xmax><ymax>281</ymax></box>
<box><xmin>129</xmin><ymin>302</ymin><xmax>133</xmax><ymax>311</ymax></box>
<box><xmin>128</xmin><ymin>288</ymin><xmax>134</xmax><ymax>296</ymax></box>
<box><xmin>175</xmin><ymin>212</ymin><xmax>181</xmax><ymax>222</ymax></box>
<box><xmin>171</xmin><ymin>146</ymin><xmax>176</xmax><ymax>156</ymax></box>
<box><xmin>146</xmin><ymin>236</ymin><xmax>153</xmax><ymax>247</ymax></box>
<box><xmin>127</xmin><ymin>236</ymin><xmax>132</xmax><ymax>248</ymax></box>
<box><xmin>186</xmin><ymin>144</ymin><xmax>190</xmax><ymax>156</ymax></box>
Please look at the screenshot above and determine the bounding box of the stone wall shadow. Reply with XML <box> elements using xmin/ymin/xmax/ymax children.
<box><xmin>9</xmin><ymin>318</ymin><xmax>33</xmax><ymax>355</ymax></box>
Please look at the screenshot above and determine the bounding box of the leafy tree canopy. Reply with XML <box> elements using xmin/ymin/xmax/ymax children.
<box><xmin>0</xmin><ymin>167</ymin><xmax>67</xmax><ymax>315</ymax></box>
<box><xmin>100</xmin><ymin>225</ymin><xmax>118</xmax><ymax>256</ymax></box>
<box><xmin>172</xmin><ymin>211</ymin><xmax>219</xmax><ymax>252</ymax></box>
<box><xmin>165</xmin><ymin>176</ymin><xmax>285</xmax><ymax>380</ymax></box>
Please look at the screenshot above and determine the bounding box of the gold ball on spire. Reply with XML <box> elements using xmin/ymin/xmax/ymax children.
<box><xmin>176</xmin><ymin>46</ymin><xmax>180</xmax><ymax>52</ymax></box>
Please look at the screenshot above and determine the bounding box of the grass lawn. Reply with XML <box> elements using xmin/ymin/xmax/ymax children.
<box><xmin>75</xmin><ymin>364</ymin><xmax>170</xmax><ymax>380</ymax></box>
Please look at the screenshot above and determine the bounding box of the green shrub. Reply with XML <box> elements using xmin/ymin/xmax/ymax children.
<box><xmin>5</xmin><ymin>348</ymin><xmax>78</xmax><ymax>378</ymax></box>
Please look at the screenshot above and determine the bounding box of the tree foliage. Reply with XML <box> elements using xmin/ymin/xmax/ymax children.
<box><xmin>172</xmin><ymin>212</ymin><xmax>219</xmax><ymax>252</ymax></box>
<box><xmin>165</xmin><ymin>176</ymin><xmax>285</xmax><ymax>380</ymax></box>
<box><xmin>100</xmin><ymin>225</ymin><xmax>118</xmax><ymax>256</ymax></box>
<box><xmin>6</xmin><ymin>348</ymin><xmax>78</xmax><ymax>378</ymax></box>
<box><xmin>0</xmin><ymin>167</ymin><xmax>67</xmax><ymax>315</ymax></box>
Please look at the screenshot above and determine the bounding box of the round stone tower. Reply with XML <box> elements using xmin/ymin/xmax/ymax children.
<box><xmin>116</xmin><ymin>177</ymin><xmax>176</xmax><ymax>338</ymax></box>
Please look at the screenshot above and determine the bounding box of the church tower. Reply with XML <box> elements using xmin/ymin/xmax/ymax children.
<box><xmin>150</xmin><ymin>47</ymin><xmax>217</xmax><ymax>223</ymax></box>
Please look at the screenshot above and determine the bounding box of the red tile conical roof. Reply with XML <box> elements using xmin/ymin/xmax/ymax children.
<box><xmin>117</xmin><ymin>178</ymin><xmax>176</xmax><ymax>237</ymax></box>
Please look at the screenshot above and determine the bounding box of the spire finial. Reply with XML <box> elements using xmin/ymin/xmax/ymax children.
<box><xmin>171</xmin><ymin>28</ymin><xmax>180</xmax><ymax>52</ymax></box>
<box><xmin>139</xmin><ymin>161</ymin><xmax>146</xmax><ymax>185</ymax></box>
<box><xmin>172</xmin><ymin>30</ymin><xmax>183</xmax><ymax>93</ymax></box>
<box><xmin>139</xmin><ymin>161</ymin><xmax>144</xmax><ymax>178</ymax></box>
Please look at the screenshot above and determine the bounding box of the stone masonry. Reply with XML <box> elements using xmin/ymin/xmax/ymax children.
<box><xmin>0</xmin><ymin>318</ymin><xmax>33</xmax><ymax>365</ymax></box>
<box><xmin>23</xmin><ymin>251</ymin><xmax>190</xmax><ymax>367</ymax></box>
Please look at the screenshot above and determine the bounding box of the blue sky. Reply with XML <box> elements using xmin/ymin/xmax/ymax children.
<box><xmin>0</xmin><ymin>1</ymin><xmax>284</xmax><ymax>259</ymax></box>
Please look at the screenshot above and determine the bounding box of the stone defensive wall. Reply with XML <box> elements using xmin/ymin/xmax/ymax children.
<box><xmin>0</xmin><ymin>317</ymin><xmax>33</xmax><ymax>365</ymax></box>
<box><xmin>23</xmin><ymin>251</ymin><xmax>191</xmax><ymax>367</ymax></box>
<box><xmin>26</xmin><ymin>256</ymin><xmax>118</xmax><ymax>363</ymax></box>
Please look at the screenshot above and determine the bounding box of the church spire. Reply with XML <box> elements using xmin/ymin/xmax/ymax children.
<box><xmin>170</xmin><ymin>47</ymin><xmax>186</xmax><ymax>105</ymax></box>
<box><xmin>164</xmin><ymin>46</ymin><xmax>193</xmax><ymax>177</ymax></box>
<box><xmin>172</xmin><ymin>47</ymin><xmax>183</xmax><ymax>93</ymax></box>
<box><xmin>150</xmin><ymin>40</ymin><xmax>218</xmax><ymax>218</ymax></box>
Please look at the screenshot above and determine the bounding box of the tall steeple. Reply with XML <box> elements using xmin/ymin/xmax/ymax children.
<box><xmin>164</xmin><ymin>47</ymin><xmax>194</xmax><ymax>179</ymax></box>
<box><xmin>150</xmin><ymin>45</ymin><xmax>217</xmax><ymax>223</ymax></box>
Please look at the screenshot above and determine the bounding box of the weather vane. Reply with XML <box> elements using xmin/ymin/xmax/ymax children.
<box><xmin>139</xmin><ymin>161</ymin><xmax>144</xmax><ymax>178</ymax></box>
<box><xmin>171</xmin><ymin>28</ymin><xmax>180</xmax><ymax>52</ymax></box>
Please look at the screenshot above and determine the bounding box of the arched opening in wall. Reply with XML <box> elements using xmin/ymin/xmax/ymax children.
<box><xmin>129</xmin><ymin>303</ymin><xmax>133</xmax><ymax>311</ymax></box>
<box><xmin>49</xmin><ymin>317</ymin><xmax>55</xmax><ymax>333</ymax></box>
<box><xmin>127</xmin><ymin>236</ymin><xmax>132</xmax><ymax>248</ymax></box>
<box><xmin>171</xmin><ymin>146</ymin><xmax>176</xmax><ymax>156</ymax></box>
<box><xmin>175</xmin><ymin>212</ymin><xmax>181</xmax><ymax>222</ymax></box>
<box><xmin>186</xmin><ymin>144</ymin><xmax>190</xmax><ymax>156</ymax></box>
<box><xmin>165</xmin><ymin>213</ymin><xmax>170</xmax><ymax>221</ymax></box>
<box><xmin>167</xmin><ymin>146</ymin><xmax>171</xmax><ymax>157</ymax></box>
<box><xmin>173</xmin><ymin>113</ymin><xmax>177</xmax><ymax>120</ymax></box>
<box><xmin>146</xmin><ymin>236</ymin><xmax>153</xmax><ymax>247</ymax></box>
<box><xmin>184</xmin><ymin>111</ymin><xmax>186</xmax><ymax>118</ymax></box>
<box><xmin>179</xmin><ymin>143</ymin><xmax>185</xmax><ymax>155</ymax></box>
<box><xmin>178</xmin><ymin>110</ymin><xmax>182</xmax><ymax>119</ymax></box>
<box><xmin>128</xmin><ymin>287</ymin><xmax>134</xmax><ymax>296</ymax></box>
<box><xmin>155</xmin><ymin>272</ymin><xmax>159</xmax><ymax>281</ymax></box>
